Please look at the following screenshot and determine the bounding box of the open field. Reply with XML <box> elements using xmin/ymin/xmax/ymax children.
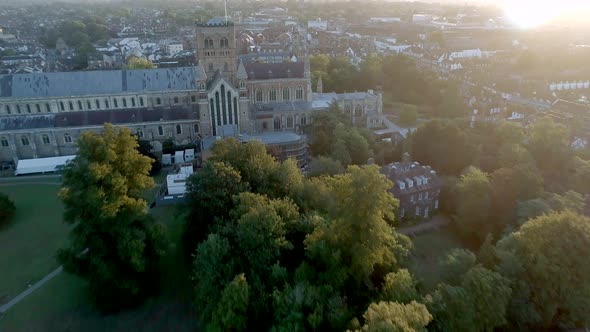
<box><xmin>0</xmin><ymin>204</ymin><xmax>197</xmax><ymax>332</ymax></box>
<box><xmin>0</xmin><ymin>182</ymin><xmax>67</xmax><ymax>306</ymax></box>
<box><xmin>406</xmin><ymin>228</ymin><xmax>463</xmax><ymax>293</ymax></box>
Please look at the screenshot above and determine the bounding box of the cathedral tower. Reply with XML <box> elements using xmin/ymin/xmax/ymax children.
<box><xmin>195</xmin><ymin>17</ymin><xmax>238</xmax><ymax>86</ymax></box>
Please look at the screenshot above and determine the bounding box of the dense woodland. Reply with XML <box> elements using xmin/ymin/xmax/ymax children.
<box><xmin>53</xmin><ymin>118</ymin><xmax>590</xmax><ymax>331</ymax></box>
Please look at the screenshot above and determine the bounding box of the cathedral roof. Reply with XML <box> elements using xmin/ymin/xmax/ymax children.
<box><xmin>0</xmin><ymin>67</ymin><xmax>204</xmax><ymax>99</ymax></box>
<box><xmin>243</xmin><ymin>62</ymin><xmax>304</xmax><ymax>80</ymax></box>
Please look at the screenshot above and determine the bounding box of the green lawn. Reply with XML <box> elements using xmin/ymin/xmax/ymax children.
<box><xmin>406</xmin><ymin>229</ymin><xmax>463</xmax><ymax>294</ymax></box>
<box><xmin>0</xmin><ymin>204</ymin><xmax>197</xmax><ymax>332</ymax></box>
<box><xmin>0</xmin><ymin>182</ymin><xmax>67</xmax><ymax>304</ymax></box>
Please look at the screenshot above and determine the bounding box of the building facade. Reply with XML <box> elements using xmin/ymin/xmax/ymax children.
<box><xmin>0</xmin><ymin>18</ymin><xmax>383</xmax><ymax>163</ymax></box>
<box><xmin>381</xmin><ymin>154</ymin><xmax>442</xmax><ymax>221</ymax></box>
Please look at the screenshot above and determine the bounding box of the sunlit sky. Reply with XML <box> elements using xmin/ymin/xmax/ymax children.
<box><xmin>501</xmin><ymin>0</ymin><xmax>590</xmax><ymax>28</ymax></box>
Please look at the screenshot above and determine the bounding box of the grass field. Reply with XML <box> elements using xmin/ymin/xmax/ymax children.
<box><xmin>0</xmin><ymin>181</ymin><xmax>67</xmax><ymax>305</ymax></box>
<box><xmin>406</xmin><ymin>228</ymin><xmax>463</xmax><ymax>293</ymax></box>
<box><xmin>0</xmin><ymin>204</ymin><xmax>197</xmax><ymax>332</ymax></box>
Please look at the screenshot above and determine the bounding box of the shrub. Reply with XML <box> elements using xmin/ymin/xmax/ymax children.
<box><xmin>0</xmin><ymin>192</ymin><xmax>16</xmax><ymax>227</ymax></box>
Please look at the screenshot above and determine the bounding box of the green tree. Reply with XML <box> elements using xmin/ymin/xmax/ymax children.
<box><xmin>454</xmin><ymin>167</ymin><xmax>493</xmax><ymax>244</ymax></box>
<box><xmin>212</xmin><ymin>273</ymin><xmax>250</xmax><ymax>332</ymax></box>
<box><xmin>136</xmin><ymin>140</ymin><xmax>161</xmax><ymax>176</ymax></box>
<box><xmin>307</xmin><ymin>156</ymin><xmax>345</xmax><ymax>177</ymax></box>
<box><xmin>497</xmin><ymin>210</ymin><xmax>590</xmax><ymax>329</ymax></box>
<box><xmin>438</xmin><ymin>249</ymin><xmax>476</xmax><ymax>286</ymax></box>
<box><xmin>399</xmin><ymin>104</ymin><xmax>418</xmax><ymax>127</ymax></box>
<box><xmin>354</xmin><ymin>301</ymin><xmax>432</xmax><ymax>332</ymax></box>
<box><xmin>126</xmin><ymin>57</ymin><xmax>156</xmax><ymax>69</ymax></box>
<box><xmin>380</xmin><ymin>269</ymin><xmax>420</xmax><ymax>304</ymax></box>
<box><xmin>0</xmin><ymin>192</ymin><xmax>16</xmax><ymax>227</ymax></box>
<box><xmin>57</xmin><ymin>123</ymin><xmax>166</xmax><ymax>312</ymax></box>
<box><xmin>516</xmin><ymin>190</ymin><xmax>585</xmax><ymax>224</ymax></box>
<box><xmin>526</xmin><ymin>118</ymin><xmax>572</xmax><ymax>185</ymax></box>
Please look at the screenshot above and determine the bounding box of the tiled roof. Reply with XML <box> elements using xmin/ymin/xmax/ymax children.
<box><xmin>244</xmin><ymin>62</ymin><xmax>304</xmax><ymax>80</ymax></box>
<box><xmin>0</xmin><ymin>67</ymin><xmax>202</xmax><ymax>99</ymax></box>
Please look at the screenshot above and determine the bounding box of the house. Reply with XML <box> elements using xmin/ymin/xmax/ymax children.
<box><xmin>381</xmin><ymin>153</ymin><xmax>442</xmax><ymax>220</ymax></box>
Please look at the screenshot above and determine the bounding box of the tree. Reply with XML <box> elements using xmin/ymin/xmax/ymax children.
<box><xmin>496</xmin><ymin>210</ymin><xmax>590</xmax><ymax>329</ymax></box>
<box><xmin>380</xmin><ymin>269</ymin><xmax>420</xmax><ymax>304</ymax></box>
<box><xmin>126</xmin><ymin>57</ymin><xmax>156</xmax><ymax>69</ymax></box>
<box><xmin>57</xmin><ymin>123</ymin><xmax>166</xmax><ymax>312</ymax></box>
<box><xmin>438</xmin><ymin>249</ymin><xmax>476</xmax><ymax>286</ymax></box>
<box><xmin>516</xmin><ymin>190</ymin><xmax>585</xmax><ymax>224</ymax></box>
<box><xmin>137</xmin><ymin>140</ymin><xmax>161</xmax><ymax>176</ymax></box>
<box><xmin>0</xmin><ymin>192</ymin><xmax>16</xmax><ymax>227</ymax></box>
<box><xmin>183</xmin><ymin>161</ymin><xmax>249</xmax><ymax>258</ymax></box>
<box><xmin>453</xmin><ymin>167</ymin><xmax>493</xmax><ymax>244</ymax></box>
<box><xmin>399</xmin><ymin>104</ymin><xmax>418</xmax><ymax>127</ymax></box>
<box><xmin>354</xmin><ymin>301</ymin><xmax>432</xmax><ymax>332</ymax></box>
<box><xmin>308</xmin><ymin>156</ymin><xmax>345</xmax><ymax>177</ymax></box>
<box><xmin>212</xmin><ymin>273</ymin><xmax>250</xmax><ymax>332</ymax></box>
<box><xmin>526</xmin><ymin>118</ymin><xmax>572</xmax><ymax>185</ymax></box>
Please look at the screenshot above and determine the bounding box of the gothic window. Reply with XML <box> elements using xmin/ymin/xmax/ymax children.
<box><xmin>105</xmin><ymin>99</ymin><xmax>109</xmax><ymax>108</ymax></box>
<box><xmin>42</xmin><ymin>134</ymin><xmax>50</xmax><ymax>144</ymax></box>
<box><xmin>240</xmin><ymin>81</ymin><xmax>245</xmax><ymax>89</ymax></box>
<box><xmin>64</xmin><ymin>134</ymin><xmax>72</xmax><ymax>143</ymax></box>
<box><xmin>137</xmin><ymin>129</ymin><xmax>144</xmax><ymax>138</ymax></box>
<box><xmin>131</xmin><ymin>98</ymin><xmax>136</xmax><ymax>107</ymax></box>
<box><xmin>274</xmin><ymin>117</ymin><xmax>281</xmax><ymax>131</ymax></box>
<box><xmin>156</xmin><ymin>97</ymin><xmax>161</xmax><ymax>105</ymax></box>
<box><xmin>282</xmin><ymin>87</ymin><xmax>290</xmax><ymax>101</ymax></box>
<box><xmin>158</xmin><ymin>126</ymin><xmax>164</xmax><ymax>136</ymax></box>
<box><xmin>269</xmin><ymin>89</ymin><xmax>277</xmax><ymax>101</ymax></box>
<box><xmin>16</xmin><ymin>105</ymin><xmax>21</xmax><ymax>113</ymax></box>
<box><xmin>227</xmin><ymin>90</ymin><xmax>233</xmax><ymax>124</ymax></box>
<box><xmin>220</xmin><ymin>37</ymin><xmax>229</xmax><ymax>48</ymax></box>
<box><xmin>296</xmin><ymin>86</ymin><xmax>303</xmax><ymax>100</ymax></box>
<box><xmin>114</xmin><ymin>99</ymin><xmax>118</xmax><ymax>108</ymax></box>
<box><xmin>46</xmin><ymin>104</ymin><xmax>51</xmax><ymax>112</ymax></box>
<box><xmin>69</xmin><ymin>101</ymin><xmax>74</xmax><ymax>110</ymax></box>
<box><xmin>96</xmin><ymin>100</ymin><xmax>100</xmax><ymax>109</ymax></box>
<box><xmin>25</xmin><ymin>104</ymin><xmax>30</xmax><ymax>113</ymax></box>
<box><xmin>193</xmin><ymin>123</ymin><xmax>199</xmax><ymax>133</ymax></box>
<box><xmin>215</xmin><ymin>91</ymin><xmax>221</xmax><ymax>126</ymax></box>
<box><xmin>354</xmin><ymin>105</ymin><xmax>363</xmax><ymax>117</ymax></box>
<box><xmin>174</xmin><ymin>96</ymin><xmax>179</xmax><ymax>104</ymax></box>
<box><xmin>176</xmin><ymin>124</ymin><xmax>182</xmax><ymax>135</ymax></box>
<box><xmin>60</xmin><ymin>102</ymin><xmax>65</xmax><ymax>111</ymax></box>
<box><xmin>139</xmin><ymin>97</ymin><xmax>144</xmax><ymax>106</ymax></box>
<box><xmin>5</xmin><ymin>105</ymin><xmax>10</xmax><ymax>114</ymax></box>
<box><xmin>122</xmin><ymin>98</ymin><xmax>127</xmax><ymax>107</ymax></box>
<box><xmin>287</xmin><ymin>115</ymin><xmax>294</xmax><ymax>129</ymax></box>
<box><xmin>21</xmin><ymin>136</ymin><xmax>29</xmax><ymax>146</ymax></box>
<box><xmin>87</xmin><ymin>101</ymin><xmax>91</xmax><ymax>110</ymax></box>
<box><xmin>77</xmin><ymin>100</ymin><xmax>83</xmax><ymax>110</ymax></box>
<box><xmin>0</xmin><ymin>137</ymin><xmax>8</xmax><ymax>147</ymax></box>
<box><xmin>233</xmin><ymin>97</ymin><xmax>238</xmax><ymax>124</ymax></box>
<box><xmin>36</xmin><ymin>104</ymin><xmax>41</xmax><ymax>112</ymax></box>
<box><xmin>199</xmin><ymin>82</ymin><xmax>206</xmax><ymax>90</ymax></box>
<box><xmin>256</xmin><ymin>89</ymin><xmax>263</xmax><ymax>102</ymax></box>
<box><xmin>300</xmin><ymin>115</ymin><xmax>307</xmax><ymax>126</ymax></box>
<box><xmin>205</xmin><ymin>37</ymin><xmax>213</xmax><ymax>49</ymax></box>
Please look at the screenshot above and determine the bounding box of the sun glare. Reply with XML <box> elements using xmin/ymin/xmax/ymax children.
<box><xmin>504</xmin><ymin>0</ymin><xmax>590</xmax><ymax>28</ymax></box>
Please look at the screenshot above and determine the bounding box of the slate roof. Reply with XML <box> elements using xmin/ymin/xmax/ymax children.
<box><xmin>0</xmin><ymin>67</ymin><xmax>202</xmax><ymax>99</ymax></box>
<box><xmin>244</xmin><ymin>62</ymin><xmax>304</xmax><ymax>80</ymax></box>
<box><xmin>0</xmin><ymin>106</ymin><xmax>199</xmax><ymax>131</ymax></box>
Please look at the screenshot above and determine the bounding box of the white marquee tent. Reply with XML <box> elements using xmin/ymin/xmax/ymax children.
<box><xmin>15</xmin><ymin>155</ymin><xmax>76</xmax><ymax>175</ymax></box>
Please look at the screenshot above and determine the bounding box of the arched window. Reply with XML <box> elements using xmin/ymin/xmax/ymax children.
<box><xmin>26</xmin><ymin>104</ymin><xmax>31</xmax><ymax>113</ymax></box>
<box><xmin>64</xmin><ymin>134</ymin><xmax>72</xmax><ymax>143</ymax></box>
<box><xmin>199</xmin><ymin>82</ymin><xmax>206</xmax><ymax>90</ymax></box>
<box><xmin>287</xmin><ymin>116</ymin><xmax>294</xmax><ymax>128</ymax></box>
<box><xmin>86</xmin><ymin>101</ymin><xmax>91</xmax><ymax>110</ymax></box>
<box><xmin>131</xmin><ymin>98</ymin><xmax>136</xmax><ymax>107</ymax></box>
<box><xmin>269</xmin><ymin>89</ymin><xmax>277</xmax><ymax>101</ymax></box>
<box><xmin>46</xmin><ymin>104</ymin><xmax>51</xmax><ymax>112</ymax></box>
<box><xmin>220</xmin><ymin>37</ymin><xmax>228</xmax><ymax>48</ymax></box>
<box><xmin>42</xmin><ymin>134</ymin><xmax>50</xmax><ymax>144</ymax></box>
<box><xmin>296</xmin><ymin>86</ymin><xmax>304</xmax><ymax>100</ymax></box>
<box><xmin>158</xmin><ymin>126</ymin><xmax>164</xmax><ymax>136</ymax></box>
<box><xmin>174</xmin><ymin>96</ymin><xmax>179</xmax><ymax>104</ymax></box>
<box><xmin>36</xmin><ymin>104</ymin><xmax>41</xmax><ymax>112</ymax></box>
<box><xmin>105</xmin><ymin>99</ymin><xmax>109</xmax><ymax>108</ymax></box>
<box><xmin>205</xmin><ymin>37</ymin><xmax>213</xmax><ymax>49</ymax></box>
<box><xmin>0</xmin><ymin>137</ymin><xmax>8</xmax><ymax>147</ymax></box>
<box><xmin>122</xmin><ymin>98</ymin><xmax>127</xmax><ymax>107</ymax></box>
<box><xmin>60</xmin><ymin>101</ymin><xmax>65</xmax><ymax>111</ymax></box>
<box><xmin>193</xmin><ymin>123</ymin><xmax>199</xmax><ymax>133</ymax></box>
<box><xmin>274</xmin><ymin>117</ymin><xmax>281</xmax><ymax>130</ymax></box>
<box><xmin>77</xmin><ymin>100</ymin><xmax>83</xmax><ymax>110</ymax></box>
<box><xmin>156</xmin><ymin>97</ymin><xmax>161</xmax><ymax>105</ymax></box>
<box><xmin>114</xmin><ymin>99</ymin><xmax>118</xmax><ymax>108</ymax></box>
<box><xmin>96</xmin><ymin>100</ymin><xmax>100</xmax><ymax>109</ymax></box>
<box><xmin>354</xmin><ymin>105</ymin><xmax>363</xmax><ymax>117</ymax></box>
<box><xmin>5</xmin><ymin>105</ymin><xmax>10</xmax><ymax>114</ymax></box>
<box><xmin>282</xmin><ymin>87</ymin><xmax>290</xmax><ymax>101</ymax></box>
<box><xmin>300</xmin><ymin>115</ymin><xmax>307</xmax><ymax>126</ymax></box>
<box><xmin>16</xmin><ymin>105</ymin><xmax>21</xmax><ymax>113</ymax></box>
<box><xmin>256</xmin><ymin>89</ymin><xmax>263</xmax><ymax>102</ymax></box>
<box><xmin>176</xmin><ymin>124</ymin><xmax>182</xmax><ymax>135</ymax></box>
<box><xmin>240</xmin><ymin>81</ymin><xmax>245</xmax><ymax>89</ymax></box>
<box><xmin>139</xmin><ymin>97</ymin><xmax>144</xmax><ymax>106</ymax></box>
<box><xmin>21</xmin><ymin>136</ymin><xmax>30</xmax><ymax>146</ymax></box>
<box><xmin>137</xmin><ymin>129</ymin><xmax>144</xmax><ymax>138</ymax></box>
<box><xmin>69</xmin><ymin>101</ymin><xmax>74</xmax><ymax>110</ymax></box>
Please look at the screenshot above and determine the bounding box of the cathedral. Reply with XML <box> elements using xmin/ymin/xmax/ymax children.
<box><xmin>0</xmin><ymin>18</ymin><xmax>383</xmax><ymax>163</ymax></box>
